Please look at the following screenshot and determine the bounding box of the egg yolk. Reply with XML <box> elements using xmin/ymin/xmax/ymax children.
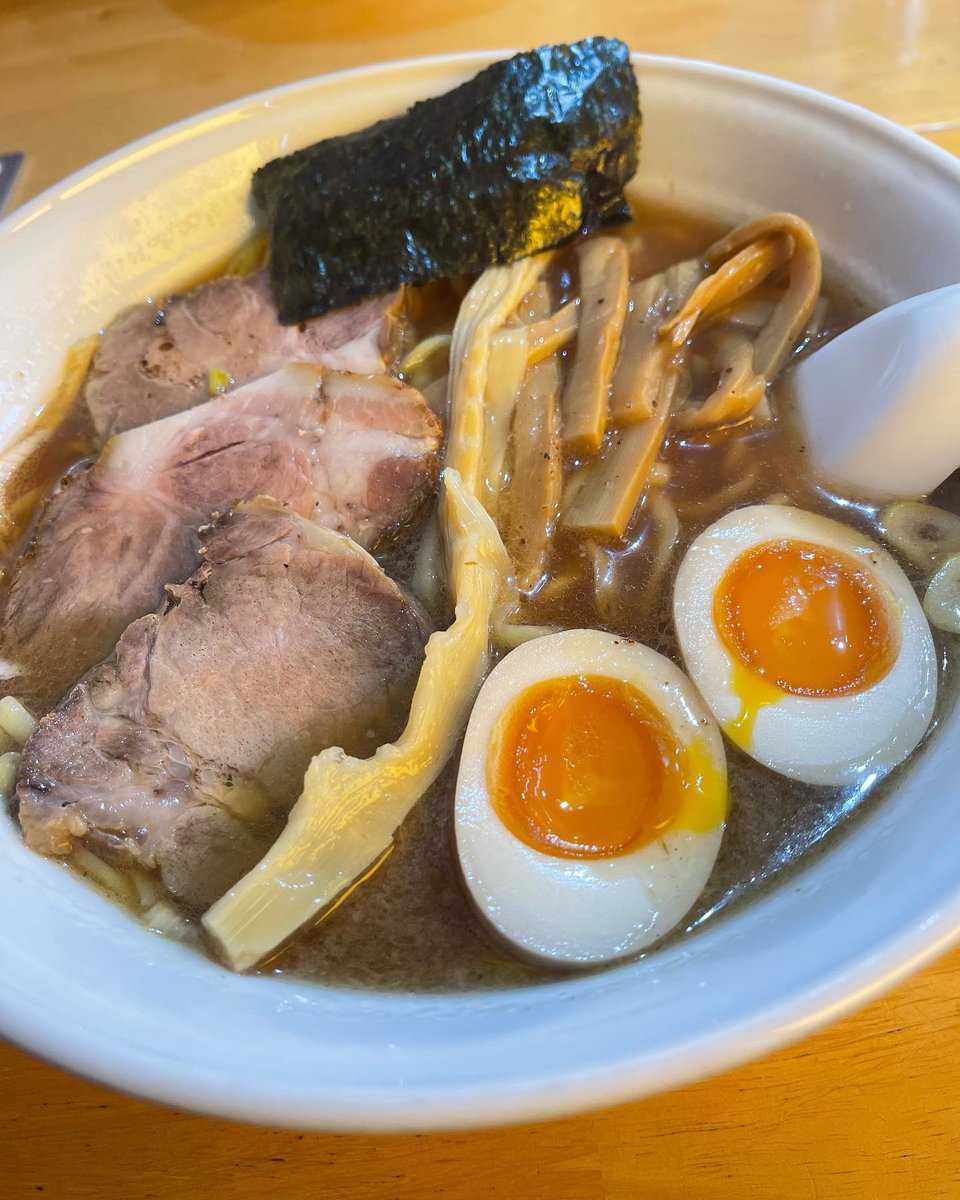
<box><xmin>714</xmin><ymin>538</ymin><xmax>899</xmax><ymax>697</ymax></box>
<box><xmin>488</xmin><ymin>673</ymin><xmax>718</xmax><ymax>860</ymax></box>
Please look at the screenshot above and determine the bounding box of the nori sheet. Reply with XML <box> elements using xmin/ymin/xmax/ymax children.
<box><xmin>254</xmin><ymin>37</ymin><xmax>641</xmax><ymax>324</ymax></box>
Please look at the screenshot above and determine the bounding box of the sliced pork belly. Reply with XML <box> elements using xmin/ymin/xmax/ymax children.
<box><xmin>83</xmin><ymin>269</ymin><xmax>403</xmax><ymax>439</ymax></box>
<box><xmin>17</xmin><ymin>500</ymin><xmax>430</xmax><ymax>909</ymax></box>
<box><xmin>1</xmin><ymin>365</ymin><xmax>440</xmax><ymax>712</ymax></box>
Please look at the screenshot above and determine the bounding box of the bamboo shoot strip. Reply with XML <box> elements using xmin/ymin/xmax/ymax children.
<box><xmin>742</xmin><ymin>224</ymin><xmax>821</xmax><ymax>378</ymax></box>
<box><xmin>203</xmin><ymin>470</ymin><xmax>510</xmax><ymax>972</ymax></box>
<box><xmin>609</xmin><ymin>260</ymin><xmax>704</xmax><ymax>423</ymax></box>
<box><xmin>561</xmin><ymin>237</ymin><xmax>629</xmax><ymax>453</ymax></box>
<box><xmin>447</xmin><ymin>256</ymin><xmax>549</xmax><ymax>498</ymax></box>
<box><xmin>479</xmin><ymin>329</ymin><xmax>529</xmax><ymax>518</ymax></box>
<box><xmin>672</xmin><ymin>214</ymin><xmax>821</xmax><ymax>374</ymax></box>
<box><xmin>663</xmin><ymin>235</ymin><xmax>790</xmax><ymax>348</ymax></box>
<box><xmin>675</xmin><ymin>331</ymin><xmax>766</xmax><ymax>430</ymax></box>
<box><xmin>711</xmin><ymin>284</ymin><xmax>782</xmax><ymax>331</ymax></box>
<box><xmin>525</xmin><ymin>302</ymin><xmax>579</xmax><ymax>365</ymax></box>
<box><xmin>562</xmin><ymin>370</ymin><xmax>682</xmax><ymax>539</ymax></box>
<box><xmin>517</xmin><ymin>280</ymin><xmax>555</xmax><ymax>324</ymax></box>
<box><xmin>507</xmin><ymin>357</ymin><xmax>563</xmax><ymax>593</ymax></box>
<box><xmin>665</xmin><ymin>213</ymin><xmax>821</xmax><ymax>428</ymax></box>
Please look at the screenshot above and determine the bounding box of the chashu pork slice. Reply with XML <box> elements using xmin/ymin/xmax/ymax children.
<box><xmin>0</xmin><ymin>365</ymin><xmax>440</xmax><ymax>712</ymax></box>
<box><xmin>16</xmin><ymin>499</ymin><xmax>431</xmax><ymax>910</ymax></box>
<box><xmin>84</xmin><ymin>270</ymin><xmax>403</xmax><ymax>439</ymax></box>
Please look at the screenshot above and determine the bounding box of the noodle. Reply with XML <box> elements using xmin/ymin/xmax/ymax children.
<box><xmin>589</xmin><ymin>542</ymin><xmax>618</xmax><ymax>624</ymax></box>
<box><xmin>641</xmin><ymin>491</ymin><xmax>681</xmax><ymax>604</ymax></box>
<box><xmin>0</xmin><ymin>751</ymin><xmax>20</xmax><ymax>802</ymax></box>
<box><xmin>73</xmin><ymin>847</ymin><xmax>137</xmax><ymax>904</ymax></box>
<box><xmin>398</xmin><ymin>333</ymin><xmax>452</xmax><ymax>387</ymax></box>
<box><xmin>411</xmin><ymin>513</ymin><xmax>444</xmax><ymax>618</ymax></box>
<box><xmin>0</xmin><ymin>696</ymin><xmax>38</xmax><ymax>745</ymax></box>
<box><xmin>673</xmin><ymin>465</ymin><xmax>763</xmax><ymax>521</ymax></box>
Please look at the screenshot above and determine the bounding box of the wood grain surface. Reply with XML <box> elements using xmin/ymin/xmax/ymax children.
<box><xmin>2</xmin><ymin>1</ymin><xmax>960</xmax><ymax>1196</ymax></box>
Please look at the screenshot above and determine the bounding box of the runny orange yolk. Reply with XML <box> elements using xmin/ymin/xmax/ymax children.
<box><xmin>488</xmin><ymin>673</ymin><xmax>716</xmax><ymax>860</ymax></box>
<box><xmin>714</xmin><ymin>538</ymin><xmax>899</xmax><ymax>697</ymax></box>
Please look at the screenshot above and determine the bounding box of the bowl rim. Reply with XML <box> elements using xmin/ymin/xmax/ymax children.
<box><xmin>3</xmin><ymin>49</ymin><xmax>960</xmax><ymax>1133</ymax></box>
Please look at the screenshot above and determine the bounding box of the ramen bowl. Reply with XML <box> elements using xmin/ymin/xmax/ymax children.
<box><xmin>0</xmin><ymin>52</ymin><xmax>959</xmax><ymax>1132</ymax></box>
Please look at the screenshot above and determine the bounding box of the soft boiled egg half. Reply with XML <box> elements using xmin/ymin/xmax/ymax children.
<box><xmin>674</xmin><ymin>504</ymin><xmax>937</xmax><ymax>787</ymax></box>
<box><xmin>454</xmin><ymin>629</ymin><xmax>728</xmax><ymax>967</ymax></box>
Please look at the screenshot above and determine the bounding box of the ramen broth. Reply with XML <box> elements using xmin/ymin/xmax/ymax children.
<box><xmin>274</xmin><ymin>202</ymin><xmax>953</xmax><ymax>991</ymax></box>
<box><xmin>12</xmin><ymin>198</ymin><xmax>956</xmax><ymax>991</ymax></box>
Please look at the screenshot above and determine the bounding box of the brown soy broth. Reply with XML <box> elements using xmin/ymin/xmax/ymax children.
<box><xmin>11</xmin><ymin>199</ymin><xmax>956</xmax><ymax>993</ymax></box>
<box><xmin>270</xmin><ymin>202</ymin><xmax>935</xmax><ymax>994</ymax></box>
<box><xmin>283</xmin><ymin>421</ymin><xmax>875</xmax><ymax>992</ymax></box>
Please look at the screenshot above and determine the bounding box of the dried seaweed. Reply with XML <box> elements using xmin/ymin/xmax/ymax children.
<box><xmin>255</xmin><ymin>38</ymin><xmax>641</xmax><ymax>324</ymax></box>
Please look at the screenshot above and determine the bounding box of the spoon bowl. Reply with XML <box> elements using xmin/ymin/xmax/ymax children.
<box><xmin>793</xmin><ymin>283</ymin><xmax>960</xmax><ymax>498</ymax></box>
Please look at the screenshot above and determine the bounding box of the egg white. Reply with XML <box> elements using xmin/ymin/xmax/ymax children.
<box><xmin>673</xmin><ymin>504</ymin><xmax>937</xmax><ymax>787</ymax></box>
<box><xmin>454</xmin><ymin>629</ymin><xmax>727</xmax><ymax>967</ymax></box>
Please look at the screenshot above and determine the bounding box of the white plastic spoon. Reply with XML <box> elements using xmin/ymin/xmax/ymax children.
<box><xmin>791</xmin><ymin>282</ymin><xmax>960</xmax><ymax>498</ymax></box>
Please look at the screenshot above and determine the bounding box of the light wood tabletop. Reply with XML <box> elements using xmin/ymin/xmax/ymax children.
<box><xmin>3</xmin><ymin>1</ymin><xmax>960</xmax><ymax>1196</ymax></box>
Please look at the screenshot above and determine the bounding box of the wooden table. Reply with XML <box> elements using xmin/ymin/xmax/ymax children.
<box><xmin>3</xmin><ymin>1</ymin><xmax>960</xmax><ymax>1195</ymax></box>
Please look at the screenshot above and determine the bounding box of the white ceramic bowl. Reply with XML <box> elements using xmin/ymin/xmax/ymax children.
<box><xmin>1</xmin><ymin>53</ymin><xmax>959</xmax><ymax>1133</ymax></box>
